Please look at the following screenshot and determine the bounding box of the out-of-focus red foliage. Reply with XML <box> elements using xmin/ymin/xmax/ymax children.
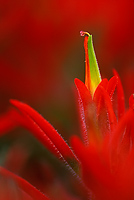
<box><xmin>0</xmin><ymin>1</ymin><xmax>133</xmax><ymax>199</ymax></box>
<box><xmin>0</xmin><ymin>0</ymin><xmax>133</xmax><ymax>110</ymax></box>
<box><xmin>0</xmin><ymin>166</ymin><xmax>50</xmax><ymax>200</ymax></box>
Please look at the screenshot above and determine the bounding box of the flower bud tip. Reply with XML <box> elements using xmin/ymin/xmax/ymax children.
<box><xmin>80</xmin><ymin>31</ymin><xmax>90</xmax><ymax>37</ymax></box>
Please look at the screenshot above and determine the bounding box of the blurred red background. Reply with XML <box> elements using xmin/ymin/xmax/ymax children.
<box><xmin>0</xmin><ymin>1</ymin><xmax>133</xmax><ymax>199</ymax></box>
<box><xmin>0</xmin><ymin>0</ymin><xmax>134</xmax><ymax>103</ymax></box>
<box><xmin>0</xmin><ymin>0</ymin><xmax>133</xmax><ymax>135</ymax></box>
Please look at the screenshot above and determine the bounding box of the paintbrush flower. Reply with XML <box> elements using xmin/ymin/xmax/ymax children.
<box><xmin>5</xmin><ymin>31</ymin><xmax>134</xmax><ymax>200</ymax></box>
<box><xmin>71</xmin><ymin>31</ymin><xmax>134</xmax><ymax>200</ymax></box>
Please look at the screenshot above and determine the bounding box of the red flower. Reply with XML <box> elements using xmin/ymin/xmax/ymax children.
<box><xmin>71</xmin><ymin>33</ymin><xmax>134</xmax><ymax>200</ymax></box>
<box><xmin>0</xmin><ymin>31</ymin><xmax>133</xmax><ymax>199</ymax></box>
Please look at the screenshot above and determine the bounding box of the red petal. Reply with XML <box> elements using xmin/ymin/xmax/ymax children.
<box><xmin>106</xmin><ymin>76</ymin><xmax>117</xmax><ymax>98</ymax></box>
<box><xmin>10</xmin><ymin>99</ymin><xmax>76</xmax><ymax>161</ymax></box>
<box><xmin>93</xmin><ymin>78</ymin><xmax>108</xmax><ymax>116</ymax></box>
<box><xmin>14</xmin><ymin>112</ymin><xmax>63</xmax><ymax>159</ymax></box>
<box><xmin>98</xmin><ymin>78</ymin><xmax>109</xmax><ymax>88</ymax></box>
<box><xmin>113</xmin><ymin>69</ymin><xmax>125</xmax><ymax>119</ymax></box>
<box><xmin>74</xmin><ymin>78</ymin><xmax>92</xmax><ymax>145</ymax></box>
<box><xmin>94</xmin><ymin>85</ymin><xmax>117</xmax><ymax>131</ymax></box>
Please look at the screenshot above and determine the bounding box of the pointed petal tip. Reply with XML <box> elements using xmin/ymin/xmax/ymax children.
<box><xmin>10</xmin><ymin>99</ymin><xmax>18</xmax><ymax>104</ymax></box>
<box><xmin>74</xmin><ymin>78</ymin><xmax>84</xmax><ymax>87</ymax></box>
<box><xmin>74</xmin><ymin>78</ymin><xmax>79</xmax><ymax>83</ymax></box>
<box><xmin>113</xmin><ymin>69</ymin><xmax>119</xmax><ymax>77</ymax></box>
<box><xmin>10</xmin><ymin>99</ymin><xmax>21</xmax><ymax>107</ymax></box>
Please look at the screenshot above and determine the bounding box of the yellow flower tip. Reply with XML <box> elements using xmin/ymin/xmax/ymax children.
<box><xmin>80</xmin><ymin>31</ymin><xmax>91</xmax><ymax>37</ymax></box>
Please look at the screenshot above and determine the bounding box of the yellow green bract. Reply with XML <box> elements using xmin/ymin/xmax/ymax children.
<box><xmin>87</xmin><ymin>34</ymin><xmax>101</xmax><ymax>95</ymax></box>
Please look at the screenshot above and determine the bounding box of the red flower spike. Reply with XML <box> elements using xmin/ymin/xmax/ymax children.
<box><xmin>2</xmin><ymin>32</ymin><xmax>133</xmax><ymax>200</ymax></box>
<box><xmin>0</xmin><ymin>166</ymin><xmax>50</xmax><ymax>200</ymax></box>
<box><xmin>10</xmin><ymin>99</ymin><xmax>77</xmax><ymax>162</ymax></box>
<box><xmin>113</xmin><ymin>69</ymin><xmax>125</xmax><ymax>119</ymax></box>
